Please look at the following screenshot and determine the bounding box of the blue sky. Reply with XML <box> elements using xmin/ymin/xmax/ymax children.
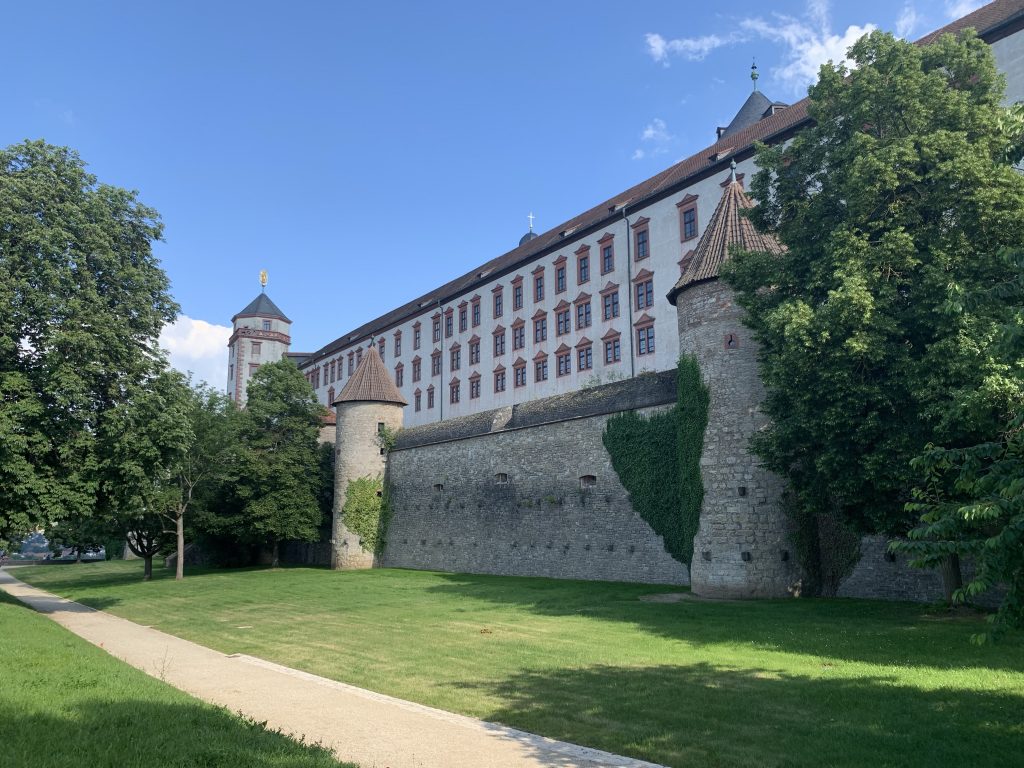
<box><xmin>3</xmin><ymin>0</ymin><xmax>986</xmax><ymax>386</ymax></box>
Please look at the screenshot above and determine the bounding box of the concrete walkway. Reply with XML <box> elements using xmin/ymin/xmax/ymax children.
<box><xmin>0</xmin><ymin>570</ymin><xmax>664</xmax><ymax>768</ymax></box>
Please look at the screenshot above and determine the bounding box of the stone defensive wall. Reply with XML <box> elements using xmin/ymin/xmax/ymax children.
<box><xmin>382</xmin><ymin>371</ymin><xmax>691</xmax><ymax>585</ymax></box>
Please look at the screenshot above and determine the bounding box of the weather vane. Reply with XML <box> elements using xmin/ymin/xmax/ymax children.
<box><xmin>527</xmin><ymin>212</ymin><xmax>535</xmax><ymax>233</ymax></box>
<box><xmin>751</xmin><ymin>59</ymin><xmax>759</xmax><ymax>91</ymax></box>
<box><xmin>259</xmin><ymin>269</ymin><xmax>268</xmax><ymax>291</ymax></box>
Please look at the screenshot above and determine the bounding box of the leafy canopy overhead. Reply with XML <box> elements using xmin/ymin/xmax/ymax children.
<box><xmin>724</xmin><ymin>30</ymin><xmax>1024</xmax><ymax>535</ymax></box>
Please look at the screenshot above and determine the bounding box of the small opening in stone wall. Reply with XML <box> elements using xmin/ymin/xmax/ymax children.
<box><xmin>495</xmin><ymin>472</ymin><xmax>509</xmax><ymax>484</ymax></box>
<box><xmin>580</xmin><ymin>475</ymin><xmax>597</xmax><ymax>490</ymax></box>
<box><xmin>433</xmin><ymin>483</ymin><xmax>444</xmax><ymax>492</ymax></box>
<box><xmin>737</xmin><ymin>486</ymin><xmax>747</xmax><ymax>497</ymax></box>
<box><xmin>741</xmin><ymin>551</ymin><xmax>752</xmax><ymax>562</ymax></box>
<box><xmin>377</xmin><ymin>422</ymin><xmax>386</xmax><ymax>455</ymax></box>
<box><xmin>702</xmin><ymin>550</ymin><xmax>712</xmax><ymax>562</ymax></box>
<box><xmin>884</xmin><ymin>551</ymin><xmax>897</xmax><ymax>563</ymax></box>
<box><xmin>724</xmin><ymin>332</ymin><xmax>740</xmax><ymax>350</ymax></box>
<box><xmin>780</xmin><ymin>550</ymin><xmax>790</xmax><ymax>562</ymax></box>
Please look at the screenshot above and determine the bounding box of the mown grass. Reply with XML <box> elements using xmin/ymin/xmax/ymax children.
<box><xmin>16</xmin><ymin>560</ymin><xmax>1024</xmax><ymax>768</ymax></box>
<box><xmin>0</xmin><ymin>588</ymin><xmax>352</xmax><ymax>768</ymax></box>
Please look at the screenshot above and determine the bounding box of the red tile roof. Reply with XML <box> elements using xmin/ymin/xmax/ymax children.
<box><xmin>302</xmin><ymin>0</ymin><xmax>1024</xmax><ymax>369</ymax></box>
<box><xmin>332</xmin><ymin>346</ymin><xmax>407</xmax><ymax>406</ymax></box>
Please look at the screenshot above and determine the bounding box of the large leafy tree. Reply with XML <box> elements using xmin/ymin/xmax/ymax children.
<box><xmin>235</xmin><ymin>360</ymin><xmax>325</xmax><ymax>567</ymax></box>
<box><xmin>723</xmin><ymin>31</ymin><xmax>1024</xmax><ymax>587</ymax></box>
<box><xmin>0</xmin><ymin>140</ymin><xmax>177</xmax><ymax>547</ymax></box>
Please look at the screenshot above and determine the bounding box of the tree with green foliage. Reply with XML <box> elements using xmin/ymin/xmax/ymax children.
<box><xmin>235</xmin><ymin>360</ymin><xmax>325</xmax><ymax>567</ymax></box>
<box><xmin>0</xmin><ymin>140</ymin><xmax>177</xmax><ymax>548</ymax></box>
<box><xmin>895</xmin><ymin>250</ymin><xmax>1024</xmax><ymax>636</ymax></box>
<box><xmin>341</xmin><ymin>475</ymin><xmax>390</xmax><ymax>556</ymax></box>
<box><xmin>722</xmin><ymin>30</ymin><xmax>1024</xmax><ymax>592</ymax></box>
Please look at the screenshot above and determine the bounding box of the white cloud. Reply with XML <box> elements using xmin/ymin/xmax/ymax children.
<box><xmin>632</xmin><ymin>118</ymin><xmax>674</xmax><ymax>160</ymax></box>
<box><xmin>895</xmin><ymin>3</ymin><xmax>919</xmax><ymax>39</ymax></box>
<box><xmin>645</xmin><ymin>31</ymin><xmax>745</xmax><ymax>65</ymax></box>
<box><xmin>945</xmin><ymin>0</ymin><xmax>986</xmax><ymax>20</ymax></box>
<box><xmin>646</xmin><ymin>1</ymin><xmax>878</xmax><ymax>96</ymax></box>
<box><xmin>159</xmin><ymin>315</ymin><xmax>232</xmax><ymax>389</ymax></box>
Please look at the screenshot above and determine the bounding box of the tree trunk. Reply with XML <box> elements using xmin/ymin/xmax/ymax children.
<box><xmin>75</xmin><ymin>549</ymin><xmax>82</xmax><ymax>563</ymax></box>
<box><xmin>175</xmin><ymin>507</ymin><xmax>185</xmax><ymax>581</ymax></box>
<box><xmin>143</xmin><ymin>555</ymin><xmax>153</xmax><ymax>581</ymax></box>
<box><xmin>272</xmin><ymin>539</ymin><xmax>280</xmax><ymax>569</ymax></box>
<box><xmin>940</xmin><ymin>553</ymin><xmax>963</xmax><ymax>605</ymax></box>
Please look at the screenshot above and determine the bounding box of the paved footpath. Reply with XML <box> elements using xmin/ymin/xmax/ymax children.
<box><xmin>0</xmin><ymin>569</ymin><xmax>664</xmax><ymax>768</ymax></box>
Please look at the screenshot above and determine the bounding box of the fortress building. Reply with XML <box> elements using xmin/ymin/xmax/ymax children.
<box><xmin>233</xmin><ymin>1</ymin><xmax>1024</xmax><ymax>600</ymax></box>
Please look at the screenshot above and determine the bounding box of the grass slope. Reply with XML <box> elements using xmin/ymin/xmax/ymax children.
<box><xmin>0</xmin><ymin>588</ymin><xmax>351</xmax><ymax>768</ymax></box>
<box><xmin>16</xmin><ymin>561</ymin><xmax>1024</xmax><ymax>768</ymax></box>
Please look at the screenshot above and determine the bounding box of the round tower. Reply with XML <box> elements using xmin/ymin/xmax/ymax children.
<box><xmin>331</xmin><ymin>344</ymin><xmax>407</xmax><ymax>569</ymax></box>
<box><xmin>667</xmin><ymin>163</ymin><xmax>797</xmax><ymax>598</ymax></box>
<box><xmin>227</xmin><ymin>277</ymin><xmax>291</xmax><ymax>406</ymax></box>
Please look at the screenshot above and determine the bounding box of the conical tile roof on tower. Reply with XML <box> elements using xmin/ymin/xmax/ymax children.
<box><xmin>333</xmin><ymin>345</ymin><xmax>407</xmax><ymax>406</ymax></box>
<box><xmin>667</xmin><ymin>162</ymin><xmax>785</xmax><ymax>306</ymax></box>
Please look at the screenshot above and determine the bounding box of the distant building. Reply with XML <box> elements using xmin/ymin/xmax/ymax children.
<box><xmin>226</xmin><ymin>292</ymin><xmax>292</xmax><ymax>406</ymax></box>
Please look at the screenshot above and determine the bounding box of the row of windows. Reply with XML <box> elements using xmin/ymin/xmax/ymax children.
<box><xmin>304</xmin><ymin>193</ymin><xmax>701</xmax><ymax>392</ymax></box>
<box><xmin>406</xmin><ymin>326</ymin><xmax>655</xmax><ymax>412</ymax></box>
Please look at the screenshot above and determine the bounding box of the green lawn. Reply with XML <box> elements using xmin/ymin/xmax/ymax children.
<box><xmin>0</xmin><ymin>588</ymin><xmax>352</xmax><ymax>768</ymax></box>
<box><xmin>15</xmin><ymin>561</ymin><xmax>1024</xmax><ymax>768</ymax></box>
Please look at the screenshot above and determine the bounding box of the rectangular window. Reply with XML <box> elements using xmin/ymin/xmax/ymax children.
<box><xmin>557</xmin><ymin>352</ymin><xmax>571</xmax><ymax>377</ymax></box>
<box><xmin>348</xmin><ymin>354</ymin><xmax>354</xmax><ymax>375</ymax></box>
<box><xmin>414</xmin><ymin>326</ymin><xmax>422</xmax><ymax>349</ymax></box>
<box><xmin>556</xmin><ymin>309</ymin><xmax>571</xmax><ymax>336</ymax></box>
<box><xmin>432</xmin><ymin>319</ymin><xmax>441</xmax><ymax>343</ymax></box>
<box><xmin>394</xmin><ymin>336</ymin><xmax>401</xmax><ymax>357</ymax></box>
<box><xmin>514</xmin><ymin>365</ymin><xmax>526</xmax><ymax>388</ymax></box>
<box><xmin>602</xmin><ymin>291</ymin><xmax>620</xmax><ymax>320</ymax></box>
<box><xmin>494</xmin><ymin>292</ymin><xmax>503</xmax><ymax>318</ymax></box>
<box><xmin>636</xmin><ymin>279</ymin><xmax>654</xmax><ymax>309</ymax></box>
<box><xmin>469</xmin><ymin>340</ymin><xmax>480</xmax><ymax>365</ymax></box>
<box><xmin>428</xmin><ymin>387</ymin><xmax>435</xmax><ymax>409</ymax></box>
<box><xmin>472</xmin><ymin>301</ymin><xmax>481</xmax><ymax>327</ymax></box>
<box><xmin>494</xmin><ymin>332</ymin><xmax>506</xmax><ymax>356</ymax></box>
<box><xmin>533</xmin><ymin>317</ymin><xmax>547</xmax><ymax>343</ymax></box>
<box><xmin>395</xmin><ymin>366</ymin><xmax>404</xmax><ymax>386</ymax></box>
<box><xmin>578</xmin><ymin>346</ymin><xmax>593</xmax><ymax>370</ymax></box>
<box><xmin>251</xmin><ymin>341</ymin><xmax>261</xmax><ymax>356</ymax></box>
<box><xmin>637</xmin><ymin>326</ymin><xmax>655</xmax><ymax>355</ymax></box>
<box><xmin>601</xmin><ymin>244</ymin><xmax>614</xmax><ymax>274</ymax></box>
<box><xmin>604</xmin><ymin>338</ymin><xmax>622</xmax><ymax>363</ymax></box>
<box><xmin>535</xmin><ymin>358</ymin><xmax>548</xmax><ymax>382</ymax></box>
<box><xmin>534</xmin><ymin>274</ymin><xmax>544</xmax><ymax>302</ymax></box>
<box><xmin>459</xmin><ymin>308</ymin><xmax>468</xmax><ymax>333</ymax></box>
<box><xmin>635</xmin><ymin>228</ymin><xmax>649</xmax><ymax>260</ymax></box>
<box><xmin>494</xmin><ymin>370</ymin><xmax>506</xmax><ymax>392</ymax></box>
<box><xmin>262</xmin><ymin>320</ymin><xmax>272</xmax><ymax>331</ymax></box>
<box><xmin>415</xmin><ymin>391</ymin><xmax>422</xmax><ymax>411</ymax></box>
<box><xmin>578</xmin><ymin>255</ymin><xmax>590</xmax><ymax>283</ymax></box>
<box><xmin>432</xmin><ymin>354</ymin><xmax>442</xmax><ymax>376</ymax></box>
<box><xmin>413</xmin><ymin>359</ymin><xmax>421</xmax><ymax>382</ymax></box>
<box><xmin>378</xmin><ymin>339</ymin><xmax>386</xmax><ymax>360</ymax></box>
<box><xmin>450</xmin><ymin>382</ymin><xmax>460</xmax><ymax>404</ymax></box>
<box><xmin>513</xmin><ymin>325</ymin><xmax>525</xmax><ymax>350</ymax></box>
<box><xmin>330</xmin><ymin>361</ymin><xmax>336</xmax><ymax>382</ymax></box>
<box><xmin>556</xmin><ymin>266</ymin><xmax>566</xmax><ymax>293</ymax></box>
<box><xmin>513</xmin><ymin>284</ymin><xmax>523</xmax><ymax>310</ymax></box>
<box><xmin>682</xmin><ymin>207</ymin><xmax>698</xmax><ymax>240</ymax></box>
<box><xmin>576</xmin><ymin>302</ymin><xmax>592</xmax><ymax>329</ymax></box>
<box><xmin>445</xmin><ymin>313</ymin><xmax>453</xmax><ymax>338</ymax></box>
<box><xmin>356</xmin><ymin>348</ymin><xmax>362</xmax><ymax>365</ymax></box>
<box><xmin>450</xmin><ymin>348</ymin><xmax>461</xmax><ymax>371</ymax></box>
<box><xmin>469</xmin><ymin>378</ymin><xmax>481</xmax><ymax>399</ymax></box>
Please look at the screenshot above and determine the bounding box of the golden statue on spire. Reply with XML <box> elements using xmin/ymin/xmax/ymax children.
<box><xmin>259</xmin><ymin>269</ymin><xmax>268</xmax><ymax>290</ymax></box>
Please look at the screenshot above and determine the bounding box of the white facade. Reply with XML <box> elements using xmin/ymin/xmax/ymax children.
<box><xmin>296</xmin><ymin>7</ymin><xmax>1024</xmax><ymax>428</ymax></box>
<box><xmin>227</xmin><ymin>299</ymin><xmax>292</xmax><ymax>407</ymax></box>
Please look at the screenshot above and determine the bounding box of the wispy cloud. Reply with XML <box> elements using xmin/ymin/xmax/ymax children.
<box><xmin>159</xmin><ymin>315</ymin><xmax>232</xmax><ymax>389</ymax></box>
<box><xmin>632</xmin><ymin>118</ymin><xmax>674</xmax><ymax>160</ymax></box>
<box><xmin>895</xmin><ymin>2</ymin><xmax>920</xmax><ymax>39</ymax></box>
<box><xmin>945</xmin><ymin>0</ymin><xmax>986</xmax><ymax>20</ymax></box>
<box><xmin>645</xmin><ymin>1</ymin><xmax>877</xmax><ymax>96</ymax></box>
<box><xmin>645</xmin><ymin>31</ymin><xmax>744</xmax><ymax>65</ymax></box>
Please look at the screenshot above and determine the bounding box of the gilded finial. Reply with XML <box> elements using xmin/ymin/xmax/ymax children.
<box><xmin>751</xmin><ymin>60</ymin><xmax>759</xmax><ymax>91</ymax></box>
<box><xmin>259</xmin><ymin>269</ymin><xmax>268</xmax><ymax>291</ymax></box>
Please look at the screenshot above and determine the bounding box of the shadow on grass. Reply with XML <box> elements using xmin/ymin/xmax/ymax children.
<box><xmin>0</xmin><ymin>700</ymin><xmax>346</xmax><ymax>768</ymax></box>
<box><xmin>423</xmin><ymin>571</ymin><xmax>1024</xmax><ymax>671</ymax></box>
<box><xmin>465</xmin><ymin>662</ymin><xmax>1024</xmax><ymax>768</ymax></box>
